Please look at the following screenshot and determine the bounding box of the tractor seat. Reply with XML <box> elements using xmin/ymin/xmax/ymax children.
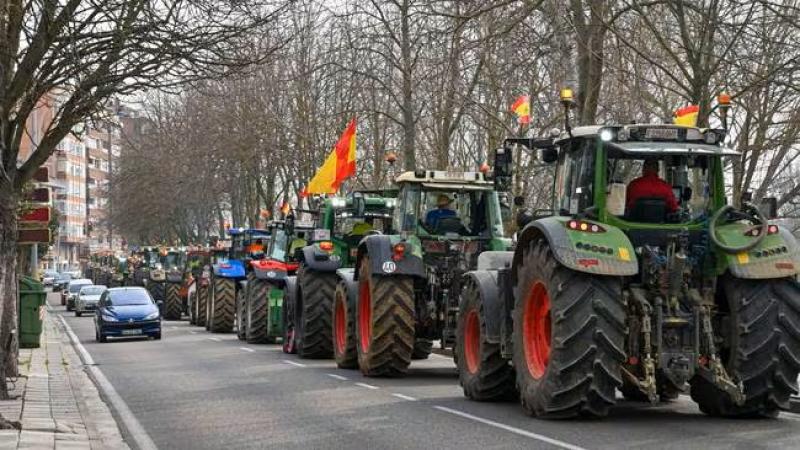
<box><xmin>627</xmin><ymin>197</ymin><xmax>667</xmax><ymax>223</ymax></box>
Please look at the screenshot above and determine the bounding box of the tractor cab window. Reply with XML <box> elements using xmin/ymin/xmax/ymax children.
<box><xmin>395</xmin><ymin>184</ymin><xmax>420</xmax><ymax>232</ymax></box>
<box><xmin>606</xmin><ymin>151</ymin><xmax>712</xmax><ymax>223</ymax></box>
<box><xmin>420</xmin><ymin>189</ymin><xmax>502</xmax><ymax>237</ymax></box>
<box><xmin>554</xmin><ymin>139</ymin><xmax>595</xmax><ymax>215</ymax></box>
<box><xmin>269</xmin><ymin>229</ymin><xmax>289</xmax><ymax>262</ymax></box>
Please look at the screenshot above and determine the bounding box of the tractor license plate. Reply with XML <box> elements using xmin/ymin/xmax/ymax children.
<box><xmin>121</xmin><ymin>329</ymin><xmax>142</xmax><ymax>336</ymax></box>
<box><xmin>645</xmin><ymin>128</ymin><xmax>679</xmax><ymax>140</ymax></box>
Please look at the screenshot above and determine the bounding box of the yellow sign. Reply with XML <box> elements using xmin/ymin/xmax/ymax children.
<box><xmin>737</xmin><ymin>252</ymin><xmax>749</xmax><ymax>264</ymax></box>
<box><xmin>618</xmin><ymin>247</ymin><xmax>630</xmax><ymax>261</ymax></box>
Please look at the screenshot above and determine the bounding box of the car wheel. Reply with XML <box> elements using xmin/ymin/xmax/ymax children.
<box><xmin>153</xmin><ymin>332</ymin><xmax>162</xmax><ymax>340</ymax></box>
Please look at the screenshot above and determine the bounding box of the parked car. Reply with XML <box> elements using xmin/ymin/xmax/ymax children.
<box><xmin>53</xmin><ymin>273</ymin><xmax>72</xmax><ymax>292</ymax></box>
<box><xmin>95</xmin><ymin>287</ymin><xmax>162</xmax><ymax>342</ymax></box>
<box><xmin>64</xmin><ymin>279</ymin><xmax>93</xmax><ymax>311</ymax></box>
<box><xmin>41</xmin><ymin>270</ymin><xmax>58</xmax><ymax>287</ymax></box>
<box><xmin>75</xmin><ymin>285</ymin><xmax>107</xmax><ymax>317</ymax></box>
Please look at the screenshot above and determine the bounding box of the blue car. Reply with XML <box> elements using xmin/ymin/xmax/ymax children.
<box><xmin>95</xmin><ymin>287</ymin><xmax>162</xmax><ymax>342</ymax></box>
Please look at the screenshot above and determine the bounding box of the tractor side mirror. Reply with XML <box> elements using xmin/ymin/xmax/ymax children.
<box><xmin>513</xmin><ymin>196</ymin><xmax>525</xmax><ymax>207</ymax></box>
<box><xmin>760</xmin><ymin>197</ymin><xmax>778</xmax><ymax>219</ymax></box>
<box><xmin>540</xmin><ymin>147</ymin><xmax>558</xmax><ymax>164</ymax></box>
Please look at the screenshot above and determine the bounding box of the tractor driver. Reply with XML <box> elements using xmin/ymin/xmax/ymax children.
<box><xmin>626</xmin><ymin>159</ymin><xmax>678</xmax><ymax>214</ymax></box>
<box><xmin>425</xmin><ymin>194</ymin><xmax>457</xmax><ymax>229</ymax></box>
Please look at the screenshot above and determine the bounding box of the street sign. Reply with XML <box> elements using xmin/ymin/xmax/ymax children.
<box><xmin>18</xmin><ymin>229</ymin><xmax>50</xmax><ymax>244</ymax></box>
<box><xmin>19</xmin><ymin>207</ymin><xmax>50</xmax><ymax>224</ymax></box>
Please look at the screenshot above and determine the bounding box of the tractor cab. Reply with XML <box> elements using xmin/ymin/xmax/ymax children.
<box><xmin>393</xmin><ymin>170</ymin><xmax>510</xmax><ymax>267</ymax></box>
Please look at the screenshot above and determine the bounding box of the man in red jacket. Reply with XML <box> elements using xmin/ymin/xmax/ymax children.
<box><xmin>626</xmin><ymin>159</ymin><xmax>678</xmax><ymax>214</ymax></box>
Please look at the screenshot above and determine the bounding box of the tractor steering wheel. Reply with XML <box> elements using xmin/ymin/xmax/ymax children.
<box><xmin>709</xmin><ymin>202</ymin><xmax>768</xmax><ymax>253</ymax></box>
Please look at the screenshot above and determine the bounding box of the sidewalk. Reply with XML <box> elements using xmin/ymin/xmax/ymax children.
<box><xmin>0</xmin><ymin>311</ymin><xmax>129</xmax><ymax>449</ymax></box>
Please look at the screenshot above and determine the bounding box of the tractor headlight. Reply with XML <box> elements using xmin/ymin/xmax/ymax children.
<box><xmin>385</xmin><ymin>198</ymin><xmax>397</xmax><ymax>208</ymax></box>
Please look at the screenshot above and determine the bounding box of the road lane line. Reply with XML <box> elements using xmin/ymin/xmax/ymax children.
<box><xmin>190</xmin><ymin>331</ymin><xmax>198</xmax><ymax>334</ymax></box>
<box><xmin>391</xmin><ymin>393</ymin><xmax>417</xmax><ymax>401</ymax></box>
<box><xmin>433</xmin><ymin>406</ymin><xmax>586</xmax><ymax>450</ymax></box>
<box><xmin>207</xmin><ymin>337</ymin><xmax>222</xmax><ymax>342</ymax></box>
<box><xmin>327</xmin><ymin>373</ymin><xmax>349</xmax><ymax>381</ymax></box>
<box><xmin>239</xmin><ymin>347</ymin><xmax>256</xmax><ymax>353</ymax></box>
<box><xmin>355</xmin><ymin>382</ymin><xmax>379</xmax><ymax>390</ymax></box>
<box><xmin>283</xmin><ymin>360</ymin><xmax>307</xmax><ymax>367</ymax></box>
<box><xmin>58</xmin><ymin>315</ymin><xmax>158</xmax><ymax>450</ymax></box>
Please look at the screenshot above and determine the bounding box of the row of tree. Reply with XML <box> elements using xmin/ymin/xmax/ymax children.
<box><xmin>109</xmin><ymin>0</ymin><xmax>800</xmax><ymax>245</ymax></box>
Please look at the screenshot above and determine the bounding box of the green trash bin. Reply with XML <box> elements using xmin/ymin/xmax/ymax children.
<box><xmin>19</xmin><ymin>276</ymin><xmax>46</xmax><ymax>349</ymax></box>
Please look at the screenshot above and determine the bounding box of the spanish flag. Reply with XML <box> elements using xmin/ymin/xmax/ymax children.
<box><xmin>511</xmin><ymin>95</ymin><xmax>531</xmax><ymax>124</ymax></box>
<box><xmin>280</xmin><ymin>200</ymin><xmax>291</xmax><ymax>216</ymax></box>
<box><xmin>674</xmin><ymin>105</ymin><xmax>699</xmax><ymax>127</ymax></box>
<box><xmin>306</xmin><ymin>119</ymin><xmax>357</xmax><ymax>194</ymax></box>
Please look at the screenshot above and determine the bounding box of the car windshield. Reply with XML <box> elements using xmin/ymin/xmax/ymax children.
<box><xmin>109</xmin><ymin>289</ymin><xmax>152</xmax><ymax>306</ymax></box>
<box><xmin>80</xmin><ymin>286</ymin><xmax>106</xmax><ymax>296</ymax></box>
<box><xmin>57</xmin><ymin>273</ymin><xmax>72</xmax><ymax>281</ymax></box>
<box><xmin>69</xmin><ymin>282</ymin><xmax>91</xmax><ymax>293</ymax></box>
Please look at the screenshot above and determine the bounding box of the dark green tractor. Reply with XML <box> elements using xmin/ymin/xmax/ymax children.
<box><xmin>456</xmin><ymin>99</ymin><xmax>800</xmax><ymax>418</ymax></box>
<box><xmin>283</xmin><ymin>193</ymin><xmax>395</xmax><ymax>361</ymax></box>
<box><xmin>340</xmin><ymin>171</ymin><xmax>510</xmax><ymax>376</ymax></box>
<box><xmin>163</xmin><ymin>248</ymin><xmax>188</xmax><ymax>320</ymax></box>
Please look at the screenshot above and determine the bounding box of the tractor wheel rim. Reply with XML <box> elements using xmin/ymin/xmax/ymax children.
<box><xmin>523</xmin><ymin>281</ymin><xmax>551</xmax><ymax>379</ymax></box>
<box><xmin>358</xmin><ymin>279</ymin><xmax>372</xmax><ymax>354</ymax></box>
<box><xmin>464</xmin><ymin>309</ymin><xmax>481</xmax><ymax>375</ymax></box>
<box><xmin>284</xmin><ymin>328</ymin><xmax>294</xmax><ymax>353</ymax></box>
<box><xmin>334</xmin><ymin>295</ymin><xmax>347</xmax><ymax>356</ymax></box>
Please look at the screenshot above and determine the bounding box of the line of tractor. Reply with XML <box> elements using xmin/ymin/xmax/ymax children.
<box><xmin>85</xmin><ymin>93</ymin><xmax>800</xmax><ymax>419</ymax></box>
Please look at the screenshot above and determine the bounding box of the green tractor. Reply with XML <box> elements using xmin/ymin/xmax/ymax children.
<box><xmin>239</xmin><ymin>220</ymin><xmax>313</xmax><ymax>345</ymax></box>
<box><xmin>187</xmin><ymin>249</ymin><xmax>211</xmax><ymax>325</ymax></box>
<box><xmin>335</xmin><ymin>171</ymin><xmax>510</xmax><ymax>375</ymax></box>
<box><xmin>109</xmin><ymin>254</ymin><xmax>130</xmax><ymax>287</ymax></box>
<box><xmin>145</xmin><ymin>247</ymin><xmax>168</xmax><ymax>305</ymax></box>
<box><xmin>164</xmin><ymin>248</ymin><xmax>188</xmax><ymax>320</ymax></box>
<box><xmin>455</xmin><ymin>110</ymin><xmax>800</xmax><ymax>418</ymax></box>
<box><xmin>282</xmin><ymin>193</ymin><xmax>395</xmax><ymax>360</ymax></box>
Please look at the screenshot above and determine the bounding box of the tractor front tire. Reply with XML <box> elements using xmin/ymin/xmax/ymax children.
<box><xmin>209</xmin><ymin>278</ymin><xmax>235</xmax><ymax>333</ymax></box>
<box><xmin>246</xmin><ymin>277</ymin><xmax>272</xmax><ymax>344</ymax></box>
<box><xmin>690</xmin><ymin>277</ymin><xmax>800</xmax><ymax>417</ymax></box>
<box><xmin>411</xmin><ymin>339</ymin><xmax>433</xmax><ymax>360</ymax></box>
<box><xmin>333</xmin><ymin>280</ymin><xmax>357</xmax><ymax>369</ymax></box>
<box><xmin>164</xmin><ymin>282</ymin><xmax>182</xmax><ymax>320</ymax></box>
<box><xmin>513</xmin><ymin>239</ymin><xmax>626</xmax><ymax>418</ymax></box>
<box><xmin>148</xmin><ymin>281</ymin><xmax>165</xmax><ymax>304</ymax></box>
<box><xmin>236</xmin><ymin>287</ymin><xmax>247</xmax><ymax>341</ymax></box>
<box><xmin>456</xmin><ymin>277</ymin><xmax>515</xmax><ymax>401</ymax></box>
<box><xmin>356</xmin><ymin>257</ymin><xmax>415</xmax><ymax>377</ymax></box>
<box><xmin>297</xmin><ymin>268</ymin><xmax>336</xmax><ymax>359</ymax></box>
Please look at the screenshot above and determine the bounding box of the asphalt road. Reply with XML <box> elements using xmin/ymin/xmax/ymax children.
<box><xmin>48</xmin><ymin>291</ymin><xmax>800</xmax><ymax>450</ymax></box>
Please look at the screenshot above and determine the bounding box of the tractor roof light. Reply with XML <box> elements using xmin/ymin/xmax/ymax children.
<box><xmin>718</xmin><ymin>92</ymin><xmax>731</xmax><ymax>108</ymax></box>
<box><xmin>319</xmin><ymin>241</ymin><xmax>334</xmax><ymax>252</ymax></box>
<box><xmin>704</xmin><ymin>131</ymin><xmax>718</xmax><ymax>144</ymax></box>
<box><xmin>599</xmin><ymin>128</ymin><xmax>614</xmax><ymax>142</ymax></box>
<box><xmin>560</xmin><ymin>88</ymin><xmax>574</xmax><ymax>104</ymax></box>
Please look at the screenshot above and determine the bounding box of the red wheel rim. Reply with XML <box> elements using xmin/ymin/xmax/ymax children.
<box><xmin>283</xmin><ymin>328</ymin><xmax>295</xmax><ymax>353</ymax></box>
<box><xmin>463</xmin><ymin>309</ymin><xmax>480</xmax><ymax>374</ymax></box>
<box><xmin>358</xmin><ymin>279</ymin><xmax>372</xmax><ymax>353</ymax></box>
<box><xmin>334</xmin><ymin>295</ymin><xmax>347</xmax><ymax>356</ymax></box>
<box><xmin>523</xmin><ymin>281</ymin><xmax>551</xmax><ymax>379</ymax></box>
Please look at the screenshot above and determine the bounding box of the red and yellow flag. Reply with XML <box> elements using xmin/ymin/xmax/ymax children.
<box><xmin>280</xmin><ymin>200</ymin><xmax>291</xmax><ymax>216</ymax></box>
<box><xmin>511</xmin><ymin>95</ymin><xmax>531</xmax><ymax>124</ymax></box>
<box><xmin>673</xmin><ymin>105</ymin><xmax>699</xmax><ymax>127</ymax></box>
<box><xmin>306</xmin><ymin>118</ymin><xmax>357</xmax><ymax>194</ymax></box>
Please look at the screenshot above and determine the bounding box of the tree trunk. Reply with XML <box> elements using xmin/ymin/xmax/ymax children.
<box><xmin>0</xmin><ymin>186</ymin><xmax>19</xmax><ymax>399</ymax></box>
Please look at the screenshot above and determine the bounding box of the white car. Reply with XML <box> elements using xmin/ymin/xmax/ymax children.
<box><xmin>41</xmin><ymin>270</ymin><xmax>58</xmax><ymax>287</ymax></box>
<box><xmin>64</xmin><ymin>279</ymin><xmax>93</xmax><ymax>312</ymax></box>
<box><xmin>75</xmin><ymin>285</ymin><xmax>107</xmax><ymax>317</ymax></box>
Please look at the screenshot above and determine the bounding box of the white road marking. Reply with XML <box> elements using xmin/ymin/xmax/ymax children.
<box><xmin>169</xmin><ymin>326</ymin><xmax>179</xmax><ymax>330</ymax></box>
<box><xmin>58</xmin><ymin>315</ymin><xmax>158</xmax><ymax>450</ymax></box>
<box><xmin>239</xmin><ymin>347</ymin><xmax>255</xmax><ymax>353</ymax></box>
<box><xmin>190</xmin><ymin>331</ymin><xmax>198</xmax><ymax>334</ymax></box>
<box><xmin>207</xmin><ymin>337</ymin><xmax>222</xmax><ymax>342</ymax></box>
<box><xmin>391</xmin><ymin>393</ymin><xmax>417</xmax><ymax>401</ymax></box>
<box><xmin>433</xmin><ymin>406</ymin><xmax>587</xmax><ymax>450</ymax></box>
<box><xmin>282</xmin><ymin>360</ymin><xmax>307</xmax><ymax>367</ymax></box>
<box><xmin>327</xmin><ymin>373</ymin><xmax>349</xmax><ymax>381</ymax></box>
<box><xmin>355</xmin><ymin>382</ymin><xmax>379</xmax><ymax>390</ymax></box>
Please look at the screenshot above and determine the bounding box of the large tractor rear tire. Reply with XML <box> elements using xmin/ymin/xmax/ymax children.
<box><xmin>456</xmin><ymin>277</ymin><xmax>515</xmax><ymax>401</ymax></box>
<box><xmin>513</xmin><ymin>239</ymin><xmax>626</xmax><ymax>418</ymax></box>
<box><xmin>297</xmin><ymin>268</ymin><xmax>336</xmax><ymax>359</ymax></box>
<box><xmin>197</xmin><ymin>283</ymin><xmax>208</xmax><ymax>328</ymax></box>
<box><xmin>164</xmin><ymin>282</ymin><xmax>182</xmax><ymax>320</ymax></box>
<box><xmin>333</xmin><ymin>280</ymin><xmax>357</xmax><ymax>369</ymax></box>
<box><xmin>246</xmin><ymin>277</ymin><xmax>273</xmax><ymax>344</ymax></box>
<box><xmin>236</xmin><ymin>288</ymin><xmax>247</xmax><ymax>341</ymax></box>
<box><xmin>356</xmin><ymin>257</ymin><xmax>415</xmax><ymax>377</ymax></box>
<box><xmin>209</xmin><ymin>277</ymin><xmax>235</xmax><ymax>333</ymax></box>
<box><xmin>411</xmin><ymin>339</ymin><xmax>433</xmax><ymax>360</ymax></box>
<box><xmin>690</xmin><ymin>277</ymin><xmax>800</xmax><ymax>417</ymax></box>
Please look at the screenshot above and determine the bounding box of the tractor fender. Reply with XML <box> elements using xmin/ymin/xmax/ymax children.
<box><xmin>355</xmin><ymin>235</ymin><xmax>424</xmax><ymax>280</ymax></box>
<box><xmin>212</xmin><ymin>260</ymin><xmax>246</xmax><ymax>278</ymax></box>
<box><xmin>463</xmin><ymin>270</ymin><xmax>504</xmax><ymax>344</ymax></box>
<box><xmin>300</xmin><ymin>245</ymin><xmax>342</xmax><ymax>272</ymax></box>
<box><xmin>725</xmin><ymin>225</ymin><xmax>800</xmax><ymax>279</ymax></box>
<box><xmin>513</xmin><ymin>216</ymin><xmax>638</xmax><ymax>279</ymax></box>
